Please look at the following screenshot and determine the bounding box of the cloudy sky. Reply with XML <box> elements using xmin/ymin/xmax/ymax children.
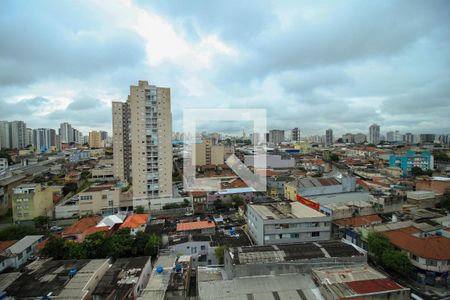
<box><xmin>1</xmin><ymin>0</ymin><xmax>449</xmax><ymax>136</ymax></box>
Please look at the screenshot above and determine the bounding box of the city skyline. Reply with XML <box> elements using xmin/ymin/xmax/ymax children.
<box><xmin>0</xmin><ymin>1</ymin><xmax>449</xmax><ymax>135</ymax></box>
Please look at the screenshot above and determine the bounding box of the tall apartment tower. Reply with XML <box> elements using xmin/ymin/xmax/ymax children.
<box><xmin>9</xmin><ymin>121</ymin><xmax>27</xmax><ymax>149</ymax></box>
<box><xmin>325</xmin><ymin>129</ymin><xmax>333</xmax><ymax>147</ymax></box>
<box><xmin>269</xmin><ymin>129</ymin><xmax>285</xmax><ymax>145</ymax></box>
<box><xmin>368</xmin><ymin>124</ymin><xmax>380</xmax><ymax>145</ymax></box>
<box><xmin>0</xmin><ymin>121</ymin><xmax>11</xmax><ymax>149</ymax></box>
<box><xmin>113</xmin><ymin>81</ymin><xmax>173</xmax><ymax>208</ymax></box>
<box><xmin>291</xmin><ymin>128</ymin><xmax>300</xmax><ymax>142</ymax></box>
<box><xmin>59</xmin><ymin>122</ymin><xmax>73</xmax><ymax>144</ymax></box>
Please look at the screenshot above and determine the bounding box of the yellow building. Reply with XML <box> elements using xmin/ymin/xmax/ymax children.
<box><xmin>284</xmin><ymin>181</ymin><xmax>298</xmax><ymax>201</ymax></box>
<box><xmin>78</xmin><ymin>184</ymin><xmax>121</xmax><ymax>216</ymax></box>
<box><xmin>194</xmin><ymin>138</ymin><xmax>225</xmax><ymax>165</ymax></box>
<box><xmin>294</xmin><ymin>142</ymin><xmax>311</xmax><ymax>154</ymax></box>
<box><xmin>89</xmin><ymin>131</ymin><xmax>104</xmax><ymax>148</ymax></box>
<box><xmin>12</xmin><ymin>184</ymin><xmax>62</xmax><ymax>223</ymax></box>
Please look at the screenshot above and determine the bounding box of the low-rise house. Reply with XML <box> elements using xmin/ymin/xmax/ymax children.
<box><xmin>415</xmin><ymin>176</ymin><xmax>450</xmax><ymax>196</ymax></box>
<box><xmin>5</xmin><ymin>258</ymin><xmax>110</xmax><ymax>299</ymax></box>
<box><xmin>384</xmin><ymin>226</ymin><xmax>450</xmax><ymax>286</ymax></box>
<box><xmin>312</xmin><ymin>265</ymin><xmax>410</xmax><ymax>300</ymax></box>
<box><xmin>12</xmin><ymin>183</ymin><xmax>62</xmax><ymax>223</ymax></box>
<box><xmin>62</xmin><ymin>216</ymin><xmax>104</xmax><ymax>242</ymax></box>
<box><xmin>247</xmin><ymin>201</ymin><xmax>331</xmax><ymax>245</ymax></box>
<box><xmin>0</xmin><ymin>235</ymin><xmax>44</xmax><ymax>271</ymax></box>
<box><xmin>92</xmin><ymin>256</ymin><xmax>152</xmax><ymax>300</ymax></box>
<box><xmin>176</xmin><ymin>220</ymin><xmax>215</xmax><ymax>235</ymax></box>
<box><xmin>78</xmin><ymin>184</ymin><xmax>121</xmax><ymax>216</ymax></box>
<box><xmin>285</xmin><ymin>175</ymin><xmax>356</xmax><ymax>200</ymax></box>
<box><xmin>139</xmin><ymin>253</ymin><xmax>192</xmax><ymax>299</ymax></box>
<box><xmin>406</xmin><ymin>190</ymin><xmax>437</xmax><ymax>208</ymax></box>
<box><xmin>120</xmin><ymin>214</ymin><xmax>149</xmax><ymax>235</ymax></box>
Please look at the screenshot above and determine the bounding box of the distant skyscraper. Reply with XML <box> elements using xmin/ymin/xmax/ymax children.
<box><xmin>113</xmin><ymin>81</ymin><xmax>173</xmax><ymax>207</ymax></box>
<box><xmin>368</xmin><ymin>124</ymin><xmax>380</xmax><ymax>145</ymax></box>
<box><xmin>419</xmin><ymin>134</ymin><xmax>435</xmax><ymax>144</ymax></box>
<box><xmin>25</xmin><ymin>128</ymin><xmax>33</xmax><ymax>147</ymax></box>
<box><xmin>9</xmin><ymin>121</ymin><xmax>27</xmax><ymax>149</ymax></box>
<box><xmin>88</xmin><ymin>131</ymin><xmax>104</xmax><ymax>148</ymax></box>
<box><xmin>33</xmin><ymin>128</ymin><xmax>56</xmax><ymax>153</ymax></box>
<box><xmin>325</xmin><ymin>129</ymin><xmax>333</xmax><ymax>147</ymax></box>
<box><xmin>269</xmin><ymin>129</ymin><xmax>285</xmax><ymax>145</ymax></box>
<box><xmin>0</xmin><ymin>121</ymin><xmax>11</xmax><ymax>149</ymax></box>
<box><xmin>291</xmin><ymin>128</ymin><xmax>300</xmax><ymax>142</ymax></box>
<box><xmin>59</xmin><ymin>122</ymin><xmax>73</xmax><ymax>144</ymax></box>
<box><xmin>403</xmin><ymin>133</ymin><xmax>414</xmax><ymax>145</ymax></box>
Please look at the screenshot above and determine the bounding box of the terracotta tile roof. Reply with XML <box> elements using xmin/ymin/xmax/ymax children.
<box><xmin>346</xmin><ymin>278</ymin><xmax>403</xmax><ymax>294</ymax></box>
<box><xmin>191</xmin><ymin>191</ymin><xmax>207</xmax><ymax>197</ymax></box>
<box><xmin>385</xmin><ymin>226</ymin><xmax>450</xmax><ymax>260</ymax></box>
<box><xmin>120</xmin><ymin>214</ymin><xmax>149</xmax><ymax>229</ymax></box>
<box><xmin>84</xmin><ymin>226</ymin><xmax>109</xmax><ymax>237</ymax></box>
<box><xmin>176</xmin><ymin>221</ymin><xmax>215</xmax><ymax>232</ymax></box>
<box><xmin>63</xmin><ymin>216</ymin><xmax>102</xmax><ymax>236</ymax></box>
<box><xmin>0</xmin><ymin>240</ymin><xmax>17</xmax><ymax>252</ymax></box>
<box><xmin>334</xmin><ymin>214</ymin><xmax>382</xmax><ymax>227</ymax></box>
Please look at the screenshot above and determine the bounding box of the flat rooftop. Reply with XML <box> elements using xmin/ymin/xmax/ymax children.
<box><xmin>198</xmin><ymin>273</ymin><xmax>324</xmax><ymax>300</ymax></box>
<box><xmin>250</xmin><ymin>202</ymin><xmax>326</xmax><ymax>220</ymax></box>
<box><xmin>308</xmin><ymin>192</ymin><xmax>370</xmax><ymax>205</ymax></box>
<box><xmin>228</xmin><ymin>240</ymin><xmax>364</xmax><ymax>265</ymax></box>
<box><xmin>312</xmin><ymin>265</ymin><xmax>385</xmax><ymax>284</ymax></box>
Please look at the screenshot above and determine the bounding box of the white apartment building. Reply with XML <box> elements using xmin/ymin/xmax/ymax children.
<box><xmin>247</xmin><ymin>201</ymin><xmax>331</xmax><ymax>245</ymax></box>
<box><xmin>113</xmin><ymin>81</ymin><xmax>173</xmax><ymax>209</ymax></box>
<box><xmin>368</xmin><ymin>124</ymin><xmax>380</xmax><ymax>145</ymax></box>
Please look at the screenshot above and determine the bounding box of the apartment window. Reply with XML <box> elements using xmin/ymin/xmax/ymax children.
<box><xmin>290</xmin><ymin>233</ymin><xmax>300</xmax><ymax>239</ymax></box>
<box><xmin>191</xmin><ymin>247</ymin><xmax>197</xmax><ymax>254</ymax></box>
<box><xmin>200</xmin><ymin>245</ymin><xmax>206</xmax><ymax>250</ymax></box>
<box><xmin>426</xmin><ymin>259</ymin><xmax>437</xmax><ymax>266</ymax></box>
<box><xmin>411</xmin><ymin>254</ymin><xmax>418</xmax><ymax>261</ymax></box>
<box><xmin>311</xmin><ymin>232</ymin><xmax>320</xmax><ymax>237</ymax></box>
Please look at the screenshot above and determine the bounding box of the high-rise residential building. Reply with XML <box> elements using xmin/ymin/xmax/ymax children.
<box><xmin>194</xmin><ymin>138</ymin><xmax>225</xmax><ymax>166</ymax></box>
<box><xmin>325</xmin><ymin>129</ymin><xmax>333</xmax><ymax>147</ymax></box>
<box><xmin>113</xmin><ymin>81</ymin><xmax>173</xmax><ymax>208</ymax></box>
<box><xmin>33</xmin><ymin>128</ymin><xmax>56</xmax><ymax>153</ymax></box>
<box><xmin>403</xmin><ymin>133</ymin><xmax>415</xmax><ymax>145</ymax></box>
<box><xmin>9</xmin><ymin>121</ymin><xmax>27</xmax><ymax>149</ymax></box>
<box><xmin>354</xmin><ymin>133</ymin><xmax>366</xmax><ymax>144</ymax></box>
<box><xmin>100</xmin><ymin>131</ymin><xmax>108</xmax><ymax>141</ymax></box>
<box><xmin>386</xmin><ymin>131</ymin><xmax>402</xmax><ymax>143</ymax></box>
<box><xmin>291</xmin><ymin>128</ymin><xmax>300</xmax><ymax>142</ymax></box>
<box><xmin>368</xmin><ymin>124</ymin><xmax>380</xmax><ymax>145</ymax></box>
<box><xmin>89</xmin><ymin>131</ymin><xmax>104</xmax><ymax>148</ymax></box>
<box><xmin>268</xmin><ymin>129</ymin><xmax>284</xmax><ymax>145</ymax></box>
<box><xmin>0</xmin><ymin>121</ymin><xmax>11</xmax><ymax>149</ymax></box>
<box><xmin>112</xmin><ymin>101</ymin><xmax>131</xmax><ymax>181</ymax></box>
<box><xmin>25</xmin><ymin>128</ymin><xmax>33</xmax><ymax>147</ymax></box>
<box><xmin>419</xmin><ymin>134</ymin><xmax>435</xmax><ymax>144</ymax></box>
<box><xmin>73</xmin><ymin>128</ymin><xmax>83</xmax><ymax>144</ymax></box>
<box><xmin>59</xmin><ymin>122</ymin><xmax>73</xmax><ymax>144</ymax></box>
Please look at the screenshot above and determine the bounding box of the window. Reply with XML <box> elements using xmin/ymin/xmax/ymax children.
<box><xmin>426</xmin><ymin>259</ymin><xmax>437</xmax><ymax>266</ymax></box>
<box><xmin>290</xmin><ymin>233</ymin><xmax>300</xmax><ymax>239</ymax></box>
<box><xmin>411</xmin><ymin>254</ymin><xmax>418</xmax><ymax>261</ymax></box>
<box><xmin>312</xmin><ymin>232</ymin><xmax>320</xmax><ymax>237</ymax></box>
<box><xmin>200</xmin><ymin>245</ymin><xmax>206</xmax><ymax>250</ymax></box>
<box><xmin>191</xmin><ymin>247</ymin><xmax>197</xmax><ymax>254</ymax></box>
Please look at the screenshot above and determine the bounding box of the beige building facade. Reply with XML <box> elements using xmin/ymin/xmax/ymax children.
<box><xmin>194</xmin><ymin>138</ymin><xmax>224</xmax><ymax>166</ymax></box>
<box><xmin>88</xmin><ymin>131</ymin><xmax>104</xmax><ymax>148</ymax></box>
<box><xmin>112</xmin><ymin>81</ymin><xmax>173</xmax><ymax>209</ymax></box>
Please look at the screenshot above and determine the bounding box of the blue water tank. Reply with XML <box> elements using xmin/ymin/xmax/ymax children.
<box><xmin>229</xmin><ymin>229</ymin><xmax>235</xmax><ymax>236</ymax></box>
<box><xmin>156</xmin><ymin>266</ymin><xmax>164</xmax><ymax>274</ymax></box>
<box><xmin>68</xmin><ymin>267</ymin><xmax>78</xmax><ymax>278</ymax></box>
<box><xmin>175</xmin><ymin>263</ymin><xmax>182</xmax><ymax>272</ymax></box>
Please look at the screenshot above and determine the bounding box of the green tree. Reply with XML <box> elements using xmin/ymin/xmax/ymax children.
<box><xmin>134</xmin><ymin>206</ymin><xmax>145</xmax><ymax>214</ymax></box>
<box><xmin>215</xmin><ymin>246</ymin><xmax>225</xmax><ymax>264</ymax></box>
<box><xmin>367</xmin><ymin>231</ymin><xmax>392</xmax><ymax>259</ymax></box>
<box><xmin>436</xmin><ymin>189</ymin><xmax>450</xmax><ymax>211</ymax></box>
<box><xmin>411</xmin><ymin>166</ymin><xmax>424</xmax><ymax>176</ymax></box>
<box><xmin>84</xmin><ymin>231</ymin><xmax>109</xmax><ymax>258</ymax></box>
<box><xmin>214</xmin><ymin>199</ymin><xmax>224</xmax><ymax>210</ymax></box>
<box><xmin>0</xmin><ymin>225</ymin><xmax>39</xmax><ymax>241</ymax></box>
<box><xmin>434</xmin><ymin>152</ymin><xmax>450</xmax><ymax>162</ymax></box>
<box><xmin>41</xmin><ymin>236</ymin><xmax>67</xmax><ymax>259</ymax></box>
<box><xmin>231</xmin><ymin>195</ymin><xmax>245</xmax><ymax>208</ymax></box>
<box><xmin>381</xmin><ymin>249</ymin><xmax>413</xmax><ymax>276</ymax></box>
<box><xmin>145</xmin><ymin>233</ymin><xmax>160</xmax><ymax>257</ymax></box>
<box><xmin>33</xmin><ymin>216</ymin><xmax>51</xmax><ymax>229</ymax></box>
<box><xmin>64</xmin><ymin>240</ymin><xmax>87</xmax><ymax>259</ymax></box>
